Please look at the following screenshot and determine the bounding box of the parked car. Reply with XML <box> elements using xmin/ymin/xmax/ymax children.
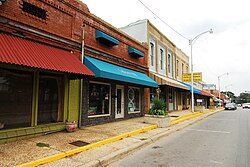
<box><xmin>225</xmin><ymin>103</ymin><xmax>237</xmax><ymax>110</ymax></box>
<box><xmin>242</xmin><ymin>103</ymin><xmax>250</xmax><ymax>109</ymax></box>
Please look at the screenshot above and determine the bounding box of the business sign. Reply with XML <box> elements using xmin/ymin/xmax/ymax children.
<box><xmin>203</xmin><ymin>84</ymin><xmax>216</xmax><ymax>90</ymax></box>
<box><xmin>182</xmin><ymin>72</ymin><xmax>202</xmax><ymax>82</ymax></box>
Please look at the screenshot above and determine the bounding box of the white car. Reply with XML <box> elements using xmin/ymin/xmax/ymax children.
<box><xmin>242</xmin><ymin>103</ymin><xmax>250</xmax><ymax>109</ymax></box>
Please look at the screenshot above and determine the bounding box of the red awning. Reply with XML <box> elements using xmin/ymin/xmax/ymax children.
<box><xmin>0</xmin><ymin>33</ymin><xmax>94</xmax><ymax>77</ymax></box>
<box><xmin>199</xmin><ymin>90</ymin><xmax>213</xmax><ymax>97</ymax></box>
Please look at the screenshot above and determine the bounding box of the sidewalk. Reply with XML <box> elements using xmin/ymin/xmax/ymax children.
<box><xmin>0</xmin><ymin>109</ymin><xmax>220</xmax><ymax>167</ymax></box>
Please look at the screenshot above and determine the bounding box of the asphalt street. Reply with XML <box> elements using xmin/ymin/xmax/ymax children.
<box><xmin>109</xmin><ymin>108</ymin><xmax>250</xmax><ymax>167</ymax></box>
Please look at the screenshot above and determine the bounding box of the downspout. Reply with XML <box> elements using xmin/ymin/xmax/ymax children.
<box><xmin>79</xmin><ymin>24</ymin><xmax>85</xmax><ymax>127</ymax></box>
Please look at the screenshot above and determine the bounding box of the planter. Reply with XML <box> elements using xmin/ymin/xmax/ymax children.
<box><xmin>194</xmin><ymin>106</ymin><xmax>205</xmax><ymax>112</ymax></box>
<box><xmin>144</xmin><ymin>114</ymin><xmax>170</xmax><ymax>128</ymax></box>
<box><xmin>66</xmin><ymin>121</ymin><xmax>77</xmax><ymax>132</ymax></box>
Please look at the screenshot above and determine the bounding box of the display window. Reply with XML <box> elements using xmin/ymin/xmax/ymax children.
<box><xmin>128</xmin><ymin>87</ymin><xmax>140</xmax><ymax>113</ymax></box>
<box><xmin>0</xmin><ymin>68</ymin><xmax>66</xmax><ymax>130</ymax></box>
<box><xmin>0</xmin><ymin>69</ymin><xmax>33</xmax><ymax>130</ymax></box>
<box><xmin>88</xmin><ymin>82</ymin><xmax>111</xmax><ymax>116</ymax></box>
<box><xmin>37</xmin><ymin>74</ymin><xmax>64</xmax><ymax>124</ymax></box>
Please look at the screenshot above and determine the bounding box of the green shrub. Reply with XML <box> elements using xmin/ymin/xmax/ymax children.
<box><xmin>149</xmin><ymin>98</ymin><xmax>167</xmax><ymax>116</ymax></box>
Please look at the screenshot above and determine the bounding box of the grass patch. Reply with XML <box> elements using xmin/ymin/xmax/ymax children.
<box><xmin>36</xmin><ymin>142</ymin><xmax>50</xmax><ymax>147</ymax></box>
<box><xmin>140</xmin><ymin>138</ymin><xmax>148</xmax><ymax>141</ymax></box>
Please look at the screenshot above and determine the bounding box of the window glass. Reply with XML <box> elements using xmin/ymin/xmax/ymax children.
<box><xmin>177</xmin><ymin>60</ymin><xmax>179</xmax><ymax>76</ymax></box>
<box><xmin>128</xmin><ymin>87</ymin><xmax>140</xmax><ymax>113</ymax></box>
<box><xmin>160</xmin><ymin>49</ymin><xmax>164</xmax><ymax>70</ymax></box>
<box><xmin>88</xmin><ymin>83</ymin><xmax>110</xmax><ymax>116</ymax></box>
<box><xmin>0</xmin><ymin>69</ymin><xmax>33</xmax><ymax>130</ymax></box>
<box><xmin>150</xmin><ymin>43</ymin><xmax>154</xmax><ymax>66</ymax></box>
<box><xmin>38</xmin><ymin>74</ymin><xmax>64</xmax><ymax>124</ymax></box>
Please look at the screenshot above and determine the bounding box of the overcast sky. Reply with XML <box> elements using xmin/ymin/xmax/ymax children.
<box><xmin>82</xmin><ymin>0</ymin><xmax>250</xmax><ymax>96</ymax></box>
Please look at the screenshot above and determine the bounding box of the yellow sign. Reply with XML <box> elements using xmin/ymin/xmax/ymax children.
<box><xmin>182</xmin><ymin>72</ymin><xmax>202</xmax><ymax>82</ymax></box>
<box><xmin>182</xmin><ymin>73</ymin><xmax>191</xmax><ymax>82</ymax></box>
<box><xmin>193</xmin><ymin>72</ymin><xmax>202</xmax><ymax>82</ymax></box>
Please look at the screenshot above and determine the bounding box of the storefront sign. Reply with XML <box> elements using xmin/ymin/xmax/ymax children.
<box><xmin>197</xmin><ymin>99</ymin><xmax>203</xmax><ymax>103</ymax></box>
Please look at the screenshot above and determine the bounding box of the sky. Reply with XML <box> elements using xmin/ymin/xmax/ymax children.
<box><xmin>81</xmin><ymin>0</ymin><xmax>250</xmax><ymax>96</ymax></box>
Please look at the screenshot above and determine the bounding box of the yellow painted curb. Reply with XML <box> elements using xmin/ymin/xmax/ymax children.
<box><xmin>15</xmin><ymin>124</ymin><xmax>158</xmax><ymax>167</ymax></box>
<box><xmin>170</xmin><ymin>112</ymin><xmax>200</xmax><ymax>122</ymax></box>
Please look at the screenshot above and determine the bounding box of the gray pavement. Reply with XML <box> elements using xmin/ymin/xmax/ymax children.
<box><xmin>0</xmin><ymin>109</ymin><xmax>219</xmax><ymax>167</ymax></box>
<box><xmin>110</xmin><ymin>108</ymin><xmax>250</xmax><ymax>167</ymax></box>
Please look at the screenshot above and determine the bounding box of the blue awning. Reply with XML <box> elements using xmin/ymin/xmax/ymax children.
<box><xmin>84</xmin><ymin>56</ymin><xmax>158</xmax><ymax>88</ymax></box>
<box><xmin>128</xmin><ymin>46</ymin><xmax>144</xmax><ymax>57</ymax></box>
<box><xmin>178</xmin><ymin>81</ymin><xmax>201</xmax><ymax>95</ymax></box>
<box><xmin>96</xmin><ymin>29</ymin><xmax>119</xmax><ymax>46</ymax></box>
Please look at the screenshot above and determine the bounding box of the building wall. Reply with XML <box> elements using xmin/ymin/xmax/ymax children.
<box><xmin>120</xmin><ymin>19</ymin><xmax>148</xmax><ymax>43</ymax></box>
<box><xmin>0</xmin><ymin>0</ymin><xmax>90</xmax><ymax>142</ymax></box>
<box><xmin>83</xmin><ymin>14</ymin><xmax>148</xmax><ymax>72</ymax></box>
<box><xmin>79</xmin><ymin>10</ymin><xmax>151</xmax><ymax>125</ymax></box>
<box><xmin>120</xmin><ymin>19</ymin><xmax>190</xmax><ymax>111</ymax></box>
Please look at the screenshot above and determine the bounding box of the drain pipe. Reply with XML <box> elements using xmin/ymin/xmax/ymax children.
<box><xmin>79</xmin><ymin>24</ymin><xmax>85</xmax><ymax>128</ymax></box>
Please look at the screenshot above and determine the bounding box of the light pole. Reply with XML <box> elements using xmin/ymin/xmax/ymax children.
<box><xmin>218</xmin><ymin>73</ymin><xmax>229</xmax><ymax>106</ymax></box>
<box><xmin>189</xmin><ymin>29</ymin><xmax>213</xmax><ymax>112</ymax></box>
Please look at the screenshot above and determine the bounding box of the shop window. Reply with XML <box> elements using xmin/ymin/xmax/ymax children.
<box><xmin>37</xmin><ymin>74</ymin><xmax>64</xmax><ymax>124</ymax></box>
<box><xmin>0</xmin><ymin>69</ymin><xmax>33</xmax><ymax>130</ymax></box>
<box><xmin>22</xmin><ymin>2</ymin><xmax>47</xmax><ymax>20</ymax></box>
<box><xmin>88</xmin><ymin>82</ymin><xmax>110</xmax><ymax>116</ymax></box>
<box><xmin>128</xmin><ymin>87</ymin><xmax>140</xmax><ymax>113</ymax></box>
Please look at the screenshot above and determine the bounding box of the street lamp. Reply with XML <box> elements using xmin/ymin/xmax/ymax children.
<box><xmin>218</xmin><ymin>72</ymin><xmax>229</xmax><ymax>106</ymax></box>
<box><xmin>189</xmin><ymin>29</ymin><xmax>213</xmax><ymax>112</ymax></box>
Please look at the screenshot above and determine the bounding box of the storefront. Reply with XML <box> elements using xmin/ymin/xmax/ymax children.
<box><xmin>149</xmin><ymin>72</ymin><xmax>190</xmax><ymax>112</ymax></box>
<box><xmin>0</xmin><ymin>33</ymin><xmax>94</xmax><ymax>141</ymax></box>
<box><xmin>179</xmin><ymin>81</ymin><xmax>212</xmax><ymax>109</ymax></box>
<box><xmin>81</xmin><ymin>56</ymin><xmax>158</xmax><ymax>125</ymax></box>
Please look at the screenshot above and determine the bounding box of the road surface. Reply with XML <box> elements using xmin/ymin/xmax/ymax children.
<box><xmin>109</xmin><ymin>108</ymin><xmax>250</xmax><ymax>167</ymax></box>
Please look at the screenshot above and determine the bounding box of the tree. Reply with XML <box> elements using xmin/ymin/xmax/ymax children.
<box><xmin>221</xmin><ymin>91</ymin><xmax>236</xmax><ymax>101</ymax></box>
<box><xmin>237</xmin><ymin>92</ymin><xmax>250</xmax><ymax>103</ymax></box>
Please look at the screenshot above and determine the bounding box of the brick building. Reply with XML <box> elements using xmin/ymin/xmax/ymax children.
<box><xmin>0</xmin><ymin>0</ymin><xmax>157</xmax><ymax>142</ymax></box>
<box><xmin>81</xmin><ymin>9</ymin><xmax>157</xmax><ymax>126</ymax></box>
<box><xmin>0</xmin><ymin>0</ymin><xmax>94</xmax><ymax>142</ymax></box>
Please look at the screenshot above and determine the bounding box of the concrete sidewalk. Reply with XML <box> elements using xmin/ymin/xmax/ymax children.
<box><xmin>0</xmin><ymin>109</ymin><xmax>220</xmax><ymax>167</ymax></box>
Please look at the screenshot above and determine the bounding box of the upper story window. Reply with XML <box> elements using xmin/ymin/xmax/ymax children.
<box><xmin>22</xmin><ymin>2</ymin><xmax>47</xmax><ymax>20</ymax></box>
<box><xmin>160</xmin><ymin>49</ymin><xmax>164</xmax><ymax>70</ymax></box>
<box><xmin>150</xmin><ymin>42</ymin><xmax>154</xmax><ymax>66</ymax></box>
<box><xmin>182</xmin><ymin>63</ymin><xmax>184</xmax><ymax>74</ymax></box>
<box><xmin>176</xmin><ymin>60</ymin><xmax>179</xmax><ymax>77</ymax></box>
<box><xmin>158</xmin><ymin>44</ymin><xmax>166</xmax><ymax>75</ymax></box>
<box><xmin>149</xmin><ymin>38</ymin><xmax>156</xmax><ymax>72</ymax></box>
<box><xmin>186</xmin><ymin>66</ymin><xmax>189</xmax><ymax>73</ymax></box>
<box><xmin>168</xmin><ymin>50</ymin><xmax>173</xmax><ymax>77</ymax></box>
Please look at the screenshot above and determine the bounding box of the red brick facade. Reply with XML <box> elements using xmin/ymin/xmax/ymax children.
<box><xmin>0</xmin><ymin>0</ymin><xmax>150</xmax><ymax>125</ymax></box>
<box><xmin>0</xmin><ymin>0</ymin><xmax>89</xmax><ymax>57</ymax></box>
<box><xmin>83</xmin><ymin>14</ymin><xmax>148</xmax><ymax>73</ymax></box>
